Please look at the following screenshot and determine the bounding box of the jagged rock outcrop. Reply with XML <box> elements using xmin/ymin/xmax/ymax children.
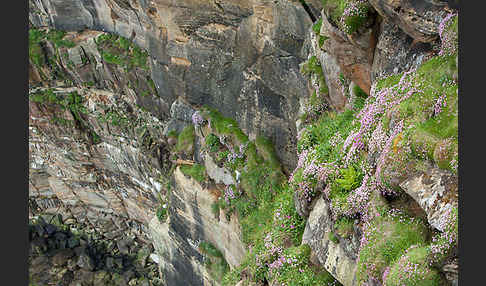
<box><xmin>371</xmin><ymin>19</ymin><xmax>435</xmax><ymax>82</ymax></box>
<box><xmin>399</xmin><ymin>166</ymin><xmax>458</xmax><ymax>232</ymax></box>
<box><xmin>149</xmin><ymin>167</ymin><xmax>246</xmax><ymax>285</ymax></box>
<box><xmin>317</xmin><ymin>9</ymin><xmax>377</xmax><ymax>95</ymax></box>
<box><xmin>29</xmin><ymin>0</ymin><xmax>314</xmax><ymax>171</ymax></box>
<box><xmin>367</xmin><ymin>0</ymin><xmax>450</xmax><ymax>42</ymax></box>
<box><xmin>302</xmin><ymin>196</ymin><xmax>359</xmax><ymax>286</ymax></box>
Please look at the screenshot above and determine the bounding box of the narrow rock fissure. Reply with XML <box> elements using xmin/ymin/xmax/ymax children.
<box><xmin>298</xmin><ymin>0</ymin><xmax>317</xmax><ymax>22</ymax></box>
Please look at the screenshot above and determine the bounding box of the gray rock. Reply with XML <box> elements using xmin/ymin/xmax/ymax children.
<box><xmin>77</xmin><ymin>252</ymin><xmax>95</xmax><ymax>271</ymax></box>
<box><xmin>67</xmin><ymin>236</ymin><xmax>80</xmax><ymax>249</ymax></box>
<box><xmin>302</xmin><ymin>196</ymin><xmax>358</xmax><ymax>286</ymax></box>
<box><xmin>368</xmin><ymin>0</ymin><xmax>449</xmax><ymax>42</ymax></box>
<box><xmin>399</xmin><ymin>166</ymin><xmax>458</xmax><ymax>232</ymax></box>
<box><xmin>93</xmin><ymin>270</ymin><xmax>111</xmax><ymax>286</ymax></box>
<box><xmin>203</xmin><ymin>153</ymin><xmax>235</xmax><ymax>186</ymax></box>
<box><xmin>52</xmin><ymin>249</ymin><xmax>75</xmax><ymax>266</ymax></box>
<box><xmin>116</xmin><ymin>239</ymin><xmax>131</xmax><ymax>255</ymax></box>
<box><xmin>170</xmin><ymin>99</ymin><xmax>195</xmax><ymax>123</ymax></box>
<box><xmin>371</xmin><ymin>20</ymin><xmax>434</xmax><ymax>82</ymax></box>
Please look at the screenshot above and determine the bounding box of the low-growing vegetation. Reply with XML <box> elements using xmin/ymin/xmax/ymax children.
<box><xmin>95</xmin><ymin>33</ymin><xmax>149</xmax><ymax>71</ymax></box>
<box><xmin>180</xmin><ymin>163</ymin><xmax>207</xmax><ymax>183</ymax></box>
<box><xmin>199</xmin><ymin>241</ymin><xmax>230</xmax><ymax>282</ymax></box>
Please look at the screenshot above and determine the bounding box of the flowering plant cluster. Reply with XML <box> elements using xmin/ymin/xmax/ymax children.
<box><xmin>340</xmin><ymin>0</ymin><xmax>370</xmax><ymax>34</ymax></box>
<box><xmin>427</xmin><ymin>207</ymin><xmax>458</xmax><ymax>266</ymax></box>
<box><xmin>223</xmin><ymin>184</ymin><xmax>241</xmax><ymax>204</ymax></box>
<box><xmin>192</xmin><ymin>110</ymin><xmax>204</xmax><ymax>127</ymax></box>
<box><xmin>383</xmin><ymin>244</ymin><xmax>441</xmax><ymax>286</ymax></box>
<box><xmin>357</xmin><ymin>208</ymin><xmax>428</xmax><ymax>283</ymax></box>
<box><xmin>433</xmin><ymin>93</ymin><xmax>447</xmax><ymax>116</ymax></box>
<box><xmin>438</xmin><ymin>13</ymin><xmax>458</xmax><ymax>56</ymax></box>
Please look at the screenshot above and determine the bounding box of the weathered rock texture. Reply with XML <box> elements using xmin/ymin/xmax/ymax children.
<box><xmin>149</xmin><ymin>167</ymin><xmax>246</xmax><ymax>285</ymax></box>
<box><xmin>29</xmin><ymin>0</ymin><xmax>314</xmax><ymax>171</ymax></box>
<box><xmin>368</xmin><ymin>0</ymin><xmax>449</xmax><ymax>42</ymax></box>
<box><xmin>399</xmin><ymin>166</ymin><xmax>458</xmax><ymax>232</ymax></box>
<box><xmin>371</xmin><ymin>19</ymin><xmax>435</xmax><ymax>82</ymax></box>
<box><xmin>302</xmin><ymin>196</ymin><xmax>359</xmax><ymax>286</ymax></box>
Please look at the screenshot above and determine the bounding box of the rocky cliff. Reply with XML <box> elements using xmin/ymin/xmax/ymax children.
<box><xmin>29</xmin><ymin>0</ymin><xmax>459</xmax><ymax>285</ymax></box>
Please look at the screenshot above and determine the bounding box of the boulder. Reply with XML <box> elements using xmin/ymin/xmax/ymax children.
<box><xmin>368</xmin><ymin>0</ymin><xmax>449</xmax><ymax>42</ymax></box>
<box><xmin>52</xmin><ymin>249</ymin><xmax>75</xmax><ymax>266</ymax></box>
<box><xmin>302</xmin><ymin>196</ymin><xmax>358</xmax><ymax>286</ymax></box>
<box><xmin>399</xmin><ymin>166</ymin><xmax>458</xmax><ymax>232</ymax></box>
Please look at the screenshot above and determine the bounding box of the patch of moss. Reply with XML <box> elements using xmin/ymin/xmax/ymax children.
<box><xmin>328</xmin><ymin>231</ymin><xmax>339</xmax><ymax>243</ymax></box>
<box><xmin>199</xmin><ymin>241</ymin><xmax>230</xmax><ymax>282</ymax></box>
<box><xmin>96</xmin><ymin>33</ymin><xmax>149</xmax><ymax>71</ymax></box>
<box><xmin>201</xmin><ymin>106</ymin><xmax>249</xmax><ymax>146</ymax></box>
<box><xmin>180</xmin><ymin>163</ymin><xmax>207</xmax><ymax>183</ymax></box>
<box><xmin>334</xmin><ymin>217</ymin><xmax>354</xmax><ymax>239</ymax></box>
<box><xmin>176</xmin><ymin>125</ymin><xmax>195</xmax><ymax>154</ymax></box>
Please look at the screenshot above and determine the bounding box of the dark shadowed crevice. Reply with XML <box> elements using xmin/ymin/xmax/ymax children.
<box><xmin>298</xmin><ymin>0</ymin><xmax>317</xmax><ymax>22</ymax></box>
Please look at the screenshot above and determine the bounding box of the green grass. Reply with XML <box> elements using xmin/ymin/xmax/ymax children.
<box><xmin>96</xmin><ymin>33</ymin><xmax>149</xmax><ymax>71</ymax></box>
<box><xmin>199</xmin><ymin>241</ymin><xmax>230</xmax><ymax>282</ymax></box>
<box><xmin>180</xmin><ymin>163</ymin><xmax>207</xmax><ymax>183</ymax></box>
<box><xmin>334</xmin><ymin>217</ymin><xmax>354</xmax><ymax>239</ymax></box>
<box><xmin>356</xmin><ymin>211</ymin><xmax>429</xmax><ymax>283</ymax></box>
<box><xmin>201</xmin><ymin>106</ymin><xmax>249</xmax><ymax>146</ymax></box>
<box><xmin>176</xmin><ymin>125</ymin><xmax>195</xmax><ymax>154</ymax></box>
<box><xmin>385</xmin><ymin>246</ymin><xmax>444</xmax><ymax>286</ymax></box>
<box><xmin>312</xmin><ymin>18</ymin><xmax>323</xmax><ymax>35</ymax></box>
<box><xmin>377</xmin><ymin>54</ymin><xmax>458</xmax><ymax>173</ymax></box>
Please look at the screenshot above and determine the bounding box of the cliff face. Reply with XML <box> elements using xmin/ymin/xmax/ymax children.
<box><xmin>30</xmin><ymin>0</ymin><xmax>314</xmax><ymax>171</ymax></box>
<box><xmin>29</xmin><ymin>0</ymin><xmax>459</xmax><ymax>285</ymax></box>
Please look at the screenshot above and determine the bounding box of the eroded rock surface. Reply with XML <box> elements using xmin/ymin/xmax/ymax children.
<box><xmin>399</xmin><ymin>166</ymin><xmax>458</xmax><ymax>232</ymax></box>
<box><xmin>302</xmin><ymin>196</ymin><xmax>359</xmax><ymax>286</ymax></box>
<box><xmin>149</xmin><ymin>167</ymin><xmax>246</xmax><ymax>285</ymax></box>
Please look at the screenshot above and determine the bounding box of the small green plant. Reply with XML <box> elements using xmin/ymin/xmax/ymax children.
<box><xmin>328</xmin><ymin>231</ymin><xmax>339</xmax><ymax>243</ymax></box>
<box><xmin>211</xmin><ymin>201</ymin><xmax>221</xmax><ymax>220</ymax></box>
<box><xmin>334</xmin><ymin>217</ymin><xmax>354</xmax><ymax>239</ymax></box>
<box><xmin>180</xmin><ymin>163</ymin><xmax>207</xmax><ymax>183</ymax></box>
<box><xmin>176</xmin><ymin>125</ymin><xmax>195</xmax><ymax>154</ymax></box>
<box><xmin>335</xmin><ymin>165</ymin><xmax>363</xmax><ymax>192</ymax></box>
<box><xmin>199</xmin><ymin>241</ymin><xmax>230</xmax><ymax>282</ymax></box>
<box><xmin>312</xmin><ymin>18</ymin><xmax>323</xmax><ymax>35</ymax></box>
<box><xmin>205</xmin><ymin>133</ymin><xmax>221</xmax><ymax>152</ymax></box>
<box><xmin>156</xmin><ymin>203</ymin><xmax>168</xmax><ymax>222</ymax></box>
